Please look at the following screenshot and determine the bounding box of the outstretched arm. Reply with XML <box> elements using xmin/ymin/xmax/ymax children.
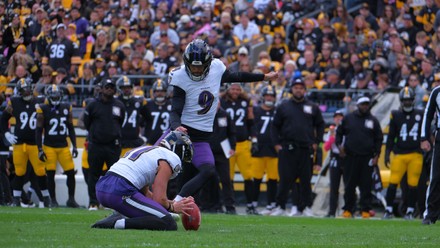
<box><xmin>221</xmin><ymin>70</ymin><xmax>279</xmax><ymax>83</ymax></box>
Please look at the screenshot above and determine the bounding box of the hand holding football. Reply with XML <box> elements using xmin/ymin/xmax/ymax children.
<box><xmin>181</xmin><ymin>202</ymin><xmax>201</xmax><ymax>231</ymax></box>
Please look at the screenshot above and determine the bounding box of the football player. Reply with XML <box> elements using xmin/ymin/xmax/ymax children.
<box><xmin>251</xmin><ymin>85</ymin><xmax>279</xmax><ymax>215</ymax></box>
<box><xmin>144</xmin><ymin>79</ymin><xmax>171</xmax><ymax>145</ymax></box>
<box><xmin>383</xmin><ymin>87</ymin><xmax>424</xmax><ymax>220</ymax></box>
<box><xmin>116</xmin><ymin>76</ymin><xmax>151</xmax><ymax>156</ymax></box>
<box><xmin>36</xmin><ymin>84</ymin><xmax>79</xmax><ymax>208</ymax></box>
<box><xmin>92</xmin><ymin>131</ymin><xmax>195</xmax><ymax>230</ymax></box>
<box><xmin>169</xmin><ymin>39</ymin><xmax>278</xmax><ymax>207</ymax></box>
<box><xmin>0</xmin><ymin>78</ymin><xmax>50</xmax><ymax>207</ymax></box>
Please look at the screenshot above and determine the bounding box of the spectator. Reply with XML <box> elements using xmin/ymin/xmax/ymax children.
<box><xmin>152</xmin><ymin>42</ymin><xmax>178</xmax><ymax>77</ymax></box>
<box><xmin>34</xmin><ymin>65</ymin><xmax>54</xmax><ymax>96</ymax></box>
<box><xmin>43</xmin><ymin>23</ymin><xmax>81</xmax><ymax>74</ymax></box>
<box><xmin>336</xmin><ymin>96</ymin><xmax>383</xmax><ymax>218</ymax></box>
<box><xmin>70</xmin><ymin>7</ymin><xmax>89</xmax><ymax>56</ymax></box>
<box><xmin>149</xmin><ymin>17</ymin><xmax>179</xmax><ymax>49</ymax></box>
<box><xmin>407</xmin><ymin>73</ymin><xmax>427</xmax><ymax>110</ymax></box>
<box><xmin>90</xmin><ymin>30</ymin><xmax>111</xmax><ymax>61</ymax></box>
<box><xmin>83</xmin><ymin>78</ymin><xmax>126</xmax><ymax>210</ymax></box>
<box><xmin>111</xmin><ymin>28</ymin><xmax>133</xmax><ymax>53</ymax></box>
<box><xmin>233</xmin><ymin>9</ymin><xmax>260</xmax><ymax>43</ymax></box>
<box><xmin>3</xmin><ymin>14</ymin><xmax>25</xmax><ymax>60</ymax></box>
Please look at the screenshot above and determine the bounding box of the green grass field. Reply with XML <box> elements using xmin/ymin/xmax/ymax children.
<box><xmin>0</xmin><ymin>207</ymin><xmax>439</xmax><ymax>247</ymax></box>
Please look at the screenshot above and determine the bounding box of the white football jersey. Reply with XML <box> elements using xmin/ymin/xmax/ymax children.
<box><xmin>169</xmin><ymin>59</ymin><xmax>226</xmax><ymax>132</ymax></box>
<box><xmin>109</xmin><ymin>146</ymin><xmax>182</xmax><ymax>190</ymax></box>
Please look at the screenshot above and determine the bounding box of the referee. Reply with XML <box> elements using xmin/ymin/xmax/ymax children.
<box><xmin>83</xmin><ymin>78</ymin><xmax>126</xmax><ymax>210</ymax></box>
<box><xmin>270</xmin><ymin>78</ymin><xmax>325</xmax><ymax>216</ymax></box>
<box><xmin>421</xmin><ymin>86</ymin><xmax>440</xmax><ymax>225</ymax></box>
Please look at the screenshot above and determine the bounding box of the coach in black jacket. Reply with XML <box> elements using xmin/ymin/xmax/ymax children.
<box><xmin>336</xmin><ymin>96</ymin><xmax>383</xmax><ymax>218</ymax></box>
<box><xmin>270</xmin><ymin>78</ymin><xmax>325</xmax><ymax>216</ymax></box>
<box><xmin>83</xmin><ymin>78</ymin><xmax>126</xmax><ymax>210</ymax></box>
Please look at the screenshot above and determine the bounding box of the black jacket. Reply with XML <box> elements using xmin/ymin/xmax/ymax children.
<box><xmin>209</xmin><ymin>107</ymin><xmax>236</xmax><ymax>154</ymax></box>
<box><xmin>336</xmin><ymin>110</ymin><xmax>383</xmax><ymax>156</ymax></box>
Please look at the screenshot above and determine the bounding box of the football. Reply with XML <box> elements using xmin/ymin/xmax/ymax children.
<box><xmin>181</xmin><ymin>202</ymin><xmax>201</xmax><ymax>231</ymax></box>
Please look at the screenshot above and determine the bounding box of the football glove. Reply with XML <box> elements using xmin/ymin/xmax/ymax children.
<box><xmin>251</xmin><ymin>138</ymin><xmax>259</xmax><ymax>156</ymax></box>
<box><xmin>4</xmin><ymin>132</ymin><xmax>17</xmax><ymax>145</ymax></box>
<box><xmin>38</xmin><ymin>149</ymin><xmax>47</xmax><ymax>162</ymax></box>
<box><xmin>72</xmin><ymin>147</ymin><xmax>78</xmax><ymax>158</ymax></box>
<box><xmin>384</xmin><ymin>153</ymin><xmax>390</xmax><ymax>168</ymax></box>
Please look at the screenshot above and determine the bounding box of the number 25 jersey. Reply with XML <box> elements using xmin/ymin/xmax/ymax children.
<box><xmin>36</xmin><ymin>102</ymin><xmax>72</xmax><ymax>148</ymax></box>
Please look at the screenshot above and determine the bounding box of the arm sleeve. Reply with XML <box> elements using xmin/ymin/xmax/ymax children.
<box><xmin>270</xmin><ymin>106</ymin><xmax>282</xmax><ymax>145</ymax></box>
<box><xmin>0</xmin><ymin>110</ymin><xmax>11</xmax><ymax>133</ymax></box>
<box><xmin>335</xmin><ymin>119</ymin><xmax>345</xmax><ymax>147</ymax></box>
<box><xmin>67</xmin><ymin>112</ymin><xmax>77</xmax><ymax>148</ymax></box>
<box><xmin>373</xmin><ymin>119</ymin><xmax>384</xmax><ymax>156</ymax></box>
<box><xmin>170</xmin><ymin>86</ymin><xmax>186</xmax><ymax>130</ymax></box>
<box><xmin>221</xmin><ymin>70</ymin><xmax>265</xmax><ymax>83</ymax></box>
<box><xmin>314</xmin><ymin>105</ymin><xmax>325</xmax><ymax>144</ymax></box>
<box><xmin>323</xmin><ymin>134</ymin><xmax>335</xmax><ymax>152</ymax></box>
<box><xmin>385</xmin><ymin>113</ymin><xmax>396</xmax><ymax>155</ymax></box>
<box><xmin>227</xmin><ymin>114</ymin><xmax>237</xmax><ymax>150</ymax></box>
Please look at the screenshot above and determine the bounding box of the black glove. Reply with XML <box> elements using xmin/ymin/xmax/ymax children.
<box><xmin>72</xmin><ymin>147</ymin><xmax>78</xmax><ymax>158</ymax></box>
<box><xmin>38</xmin><ymin>149</ymin><xmax>47</xmax><ymax>162</ymax></box>
<box><xmin>251</xmin><ymin>142</ymin><xmax>259</xmax><ymax>156</ymax></box>
<box><xmin>384</xmin><ymin>153</ymin><xmax>390</xmax><ymax>168</ymax></box>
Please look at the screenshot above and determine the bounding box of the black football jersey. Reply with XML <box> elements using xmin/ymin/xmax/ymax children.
<box><xmin>152</xmin><ymin>56</ymin><xmax>178</xmax><ymax>77</ymax></box>
<box><xmin>144</xmin><ymin>99</ymin><xmax>172</xmax><ymax>144</ymax></box>
<box><xmin>9</xmin><ymin>96</ymin><xmax>45</xmax><ymax>144</ymax></box>
<box><xmin>45</xmin><ymin>38</ymin><xmax>80</xmax><ymax>71</ymax></box>
<box><xmin>253</xmin><ymin>105</ymin><xmax>277</xmax><ymax>157</ymax></box>
<box><xmin>118</xmin><ymin>96</ymin><xmax>149</xmax><ymax>141</ymax></box>
<box><xmin>221</xmin><ymin>98</ymin><xmax>251</xmax><ymax>142</ymax></box>
<box><xmin>387</xmin><ymin>109</ymin><xmax>424</xmax><ymax>154</ymax></box>
<box><xmin>36</xmin><ymin>102</ymin><xmax>72</xmax><ymax>148</ymax></box>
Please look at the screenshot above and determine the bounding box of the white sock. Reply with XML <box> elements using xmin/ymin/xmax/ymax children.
<box><xmin>41</xmin><ymin>190</ymin><xmax>50</xmax><ymax>197</ymax></box>
<box><xmin>386</xmin><ymin>206</ymin><xmax>393</xmax><ymax>212</ymax></box>
<box><xmin>291</xmin><ymin>205</ymin><xmax>298</xmax><ymax>212</ymax></box>
<box><xmin>252</xmin><ymin>201</ymin><xmax>258</xmax><ymax>207</ymax></box>
<box><xmin>114</xmin><ymin>219</ymin><xmax>125</xmax><ymax>229</ymax></box>
<box><xmin>174</xmin><ymin>195</ymin><xmax>183</xmax><ymax>202</ymax></box>
<box><xmin>407</xmin><ymin>207</ymin><xmax>414</xmax><ymax>214</ymax></box>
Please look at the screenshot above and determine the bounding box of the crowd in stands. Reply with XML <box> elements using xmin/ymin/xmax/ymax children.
<box><xmin>0</xmin><ymin>0</ymin><xmax>437</xmax><ymax>110</ymax></box>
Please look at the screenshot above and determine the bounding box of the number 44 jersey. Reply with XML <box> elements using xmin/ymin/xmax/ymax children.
<box><xmin>387</xmin><ymin>109</ymin><xmax>424</xmax><ymax>154</ymax></box>
<box><xmin>36</xmin><ymin>102</ymin><xmax>72</xmax><ymax>148</ymax></box>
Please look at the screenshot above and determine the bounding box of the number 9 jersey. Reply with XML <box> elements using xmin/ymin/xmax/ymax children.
<box><xmin>168</xmin><ymin>59</ymin><xmax>226</xmax><ymax>132</ymax></box>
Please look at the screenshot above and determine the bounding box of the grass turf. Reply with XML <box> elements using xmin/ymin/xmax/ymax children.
<box><xmin>0</xmin><ymin>207</ymin><xmax>439</xmax><ymax>247</ymax></box>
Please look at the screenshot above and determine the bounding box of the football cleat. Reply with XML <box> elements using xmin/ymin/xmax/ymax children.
<box><xmin>342</xmin><ymin>210</ymin><xmax>352</xmax><ymax>218</ymax></box>
<box><xmin>66</xmin><ymin>198</ymin><xmax>80</xmax><ymax>208</ymax></box>
<box><xmin>225</xmin><ymin>207</ymin><xmax>237</xmax><ymax>215</ymax></box>
<box><xmin>88</xmin><ymin>204</ymin><xmax>99</xmax><ymax>211</ymax></box>
<box><xmin>404</xmin><ymin>212</ymin><xmax>414</xmax><ymax>220</ymax></box>
<box><xmin>43</xmin><ymin>196</ymin><xmax>51</xmax><ymax>208</ymax></box>
<box><xmin>361</xmin><ymin>211</ymin><xmax>370</xmax><ymax>219</ymax></box>
<box><xmin>382</xmin><ymin>210</ymin><xmax>394</xmax><ymax>219</ymax></box>
<box><xmin>422</xmin><ymin>218</ymin><xmax>434</xmax><ymax>225</ymax></box>
<box><xmin>246</xmin><ymin>206</ymin><xmax>259</xmax><ymax>215</ymax></box>
<box><xmin>302</xmin><ymin>207</ymin><xmax>314</xmax><ymax>217</ymax></box>
<box><xmin>92</xmin><ymin>212</ymin><xmax>124</xmax><ymax>229</ymax></box>
<box><xmin>260</xmin><ymin>206</ymin><xmax>275</xmax><ymax>216</ymax></box>
<box><xmin>270</xmin><ymin>207</ymin><xmax>286</xmax><ymax>216</ymax></box>
<box><xmin>287</xmin><ymin>206</ymin><xmax>301</xmax><ymax>217</ymax></box>
<box><xmin>11</xmin><ymin>197</ymin><xmax>21</xmax><ymax>207</ymax></box>
<box><xmin>50</xmin><ymin>199</ymin><xmax>59</xmax><ymax>208</ymax></box>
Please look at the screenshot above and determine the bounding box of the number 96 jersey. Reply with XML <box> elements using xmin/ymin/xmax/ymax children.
<box><xmin>8</xmin><ymin>96</ymin><xmax>45</xmax><ymax>144</ymax></box>
<box><xmin>35</xmin><ymin>102</ymin><xmax>72</xmax><ymax>148</ymax></box>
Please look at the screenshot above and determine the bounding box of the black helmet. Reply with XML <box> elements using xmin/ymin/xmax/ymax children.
<box><xmin>399</xmin><ymin>86</ymin><xmax>415</xmax><ymax>112</ymax></box>
<box><xmin>160</xmin><ymin>131</ymin><xmax>194</xmax><ymax>163</ymax></box>
<box><xmin>261</xmin><ymin>85</ymin><xmax>277</xmax><ymax>107</ymax></box>
<box><xmin>16</xmin><ymin>78</ymin><xmax>33</xmax><ymax>101</ymax></box>
<box><xmin>152</xmin><ymin>79</ymin><xmax>168</xmax><ymax>103</ymax></box>
<box><xmin>183</xmin><ymin>39</ymin><xmax>212</xmax><ymax>81</ymax></box>
<box><xmin>45</xmin><ymin>84</ymin><xmax>63</xmax><ymax>106</ymax></box>
<box><xmin>116</xmin><ymin>76</ymin><xmax>132</xmax><ymax>99</ymax></box>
